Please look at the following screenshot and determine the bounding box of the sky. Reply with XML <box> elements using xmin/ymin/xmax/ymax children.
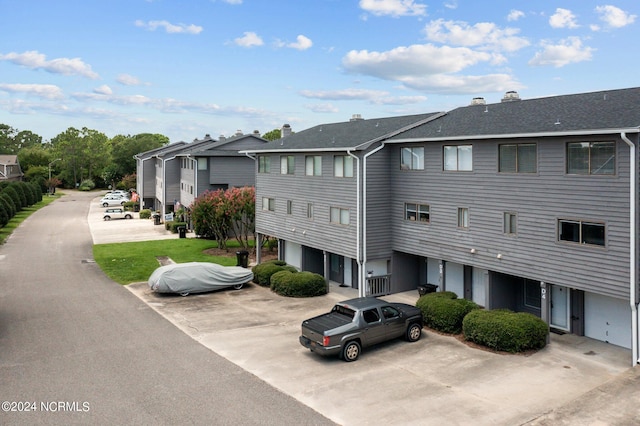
<box><xmin>0</xmin><ymin>0</ymin><xmax>638</xmax><ymax>143</ymax></box>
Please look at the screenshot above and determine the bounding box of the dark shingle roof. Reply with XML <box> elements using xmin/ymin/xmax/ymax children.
<box><xmin>387</xmin><ymin>87</ymin><xmax>640</xmax><ymax>142</ymax></box>
<box><xmin>242</xmin><ymin>112</ymin><xmax>442</xmax><ymax>152</ymax></box>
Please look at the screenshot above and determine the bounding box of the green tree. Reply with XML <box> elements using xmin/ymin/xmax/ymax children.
<box><xmin>261</xmin><ymin>129</ymin><xmax>282</xmax><ymax>141</ymax></box>
<box><xmin>110</xmin><ymin>133</ymin><xmax>169</xmax><ymax>177</ymax></box>
<box><xmin>50</xmin><ymin>127</ymin><xmax>109</xmax><ymax>187</ymax></box>
<box><xmin>17</xmin><ymin>145</ymin><xmax>51</xmax><ymax>173</ymax></box>
<box><xmin>0</xmin><ymin>124</ymin><xmax>42</xmax><ymax>154</ymax></box>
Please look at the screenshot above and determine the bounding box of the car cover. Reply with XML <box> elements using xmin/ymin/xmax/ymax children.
<box><xmin>148</xmin><ymin>262</ymin><xmax>253</xmax><ymax>294</ymax></box>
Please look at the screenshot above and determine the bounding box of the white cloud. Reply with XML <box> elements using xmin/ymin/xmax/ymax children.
<box><xmin>507</xmin><ymin>10</ymin><xmax>525</xmax><ymax>22</ymax></box>
<box><xmin>300</xmin><ymin>88</ymin><xmax>426</xmax><ymax>105</ymax></box>
<box><xmin>287</xmin><ymin>35</ymin><xmax>313</xmax><ymax>50</ymax></box>
<box><xmin>549</xmin><ymin>8</ymin><xmax>579</xmax><ymax>29</ymax></box>
<box><xmin>0</xmin><ymin>50</ymin><xmax>99</xmax><ymax>79</ymax></box>
<box><xmin>135</xmin><ymin>20</ymin><xmax>203</xmax><ymax>34</ymax></box>
<box><xmin>595</xmin><ymin>5</ymin><xmax>636</xmax><ymax>28</ymax></box>
<box><xmin>0</xmin><ymin>83</ymin><xmax>64</xmax><ymax>99</ymax></box>
<box><xmin>342</xmin><ymin>44</ymin><xmax>521</xmax><ymax>94</ymax></box>
<box><xmin>306</xmin><ymin>103</ymin><xmax>339</xmax><ymax>113</ymax></box>
<box><xmin>117</xmin><ymin>74</ymin><xmax>144</xmax><ymax>86</ymax></box>
<box><xmin>94</xmin><ymin>85</ymin><xmax>112</xmax><ymax>95</ymax></box>
<box><xmin>359</xmin><ymin>0</ymin><xmax>427</xmax><ymax>17</ymax></box>
<box><xmin>424</xmin><ymin>19</ymin><xmax>529</xmax><ymax>52</ymax></box>
<box><xmin>234</xmin><ymin>32</ymin><xmax>264</xmax><ymax>47</ymax></box>
<box><xmin>529</xmin><ymin>37</ymin><xmax>594</xmax><ymax>67</ymax></box>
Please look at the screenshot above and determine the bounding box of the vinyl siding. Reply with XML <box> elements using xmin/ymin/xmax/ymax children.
<box><xmin>365</xmin><ymin>149</ymin><xmax>393</xmax><ymax>259</ymax></box>
<box><xmin>389</xmin><ymin>135</ymin><xmax>631</xmax><ymax>299</ymax></box>
<box><xmin>209</xmin><ymin>157</ymin><xmax>256</xmax><ymax>188</ymax></box>
<box><xmin>255</xmin><ymin>152</ymin><xmax>358</xmax><ymax>258</ymax></box>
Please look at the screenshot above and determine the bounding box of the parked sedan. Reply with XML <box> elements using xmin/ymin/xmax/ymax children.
<box><xmin>99</xmin><ymin>195</ymin><xmax>129</xmax><ymax>207</ymax></box>
<box><xmin>148</xmin><ymin>262</ymin><xmax>254</xmax><ymax>296</ymax></box>
<box><xmin>103</xmin><ymin>208</ymin><xmax>133</xmax><ymax>221</ymax></box>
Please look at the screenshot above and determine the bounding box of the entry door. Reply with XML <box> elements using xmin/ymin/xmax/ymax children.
<box><xmin>550</xmin><ymin>285</ymin><xmax>570</xmax><ymax>331</ymax></box>
<box><xmin>329</xmin><ymin>254</ymin><xmax>344</xmax><ymax>284</ymax></box>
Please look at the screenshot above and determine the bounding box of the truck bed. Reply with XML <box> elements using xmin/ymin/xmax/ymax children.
<box><xmin>302</xmin><ymin>312</ymin><xmax>353</xmax><ymax>334</ymax></box>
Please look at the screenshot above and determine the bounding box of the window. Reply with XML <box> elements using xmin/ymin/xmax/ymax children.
<box><xmin>280</xmin><ymin>155</ymin><xmax>294</xmax><ymax>174</ymax></box>
<box><xmin>363</xmin><ymin>309</ymin><xmax>380</xmax><ymax>324</ymax></box>
<box><xmin>258</xmin><ymin>156</ymin><xmax>271</xmax><ymax>173</ymax></box>
<box><xmin>504</xmin><ymin>212</ymin><xmax>517</xmax><ymax>235</ymax></box>
<box><xmin>307</xmin><ymin>203</ymin><xmax>314</xmax><ymax>219</ymax></box>
<box><xmin>405</xmin><ymin>203</ymin><xmax>430</xmax><ymax>222</ymax></box>
<box><xmin>559</xmin><ymin>219</ymin><xmax>605</xmax><ymax>246</ymax></box>
<box><xmin>444</xmin><ymin>145</ymin><xmax>472</xmax><ymax>171</ymax></box>
<box><xmin>305</xmin><ymin>156</ymin><xmax>322</xmax><ymax>176</ymax></box>
<box><xmin>197</xmin><ymin>158</ymin><xmax>207</xmax><ymax>170</ymax></box>
<box><xmin>567</xmin><ymin>141</ymin><xmax>615</xmax><ymax>175</ymax></box>
<box><xmin>334</xmin><ymin>155</ymin><xmax>354</xmax><ymax>177</ymax></box>
<box><xmin>400</xmin><ymin>147</ymin><xmax>424</xmax><ymax>170</ymax></box>
<box><xmin>457</xmin><ymin>207</ymin><xmax>469</xmax><ymax>228</ymax></box>
<box><xmin>287</xmin><ymin>200</ymin><xmax>292</xmax><ymax>215</ymax></box>
<box><xmin>499</xmin><ymin>144</ymin><xmax>537</xmax><ymax>173</ymax></box>
<box><xmin>330</xmin><ymin>207</ymin><xmax>350</xmax><ymax>225</ymax></box>
<box><xmin>524</xmin><ymin>280</ymin><xmax>541</xmax><ymax>309</ymax></box>
<box><xmin>262</xmin><ymin>197</ymin><xmax>275</xmax><ymax>211</ymax></box>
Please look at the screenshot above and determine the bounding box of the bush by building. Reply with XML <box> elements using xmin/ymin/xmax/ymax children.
<box><xmin>463</xmin><ymin>309</ymin><xmax>548</xmax><ymax>353</ymax></box>
<box><xmin>416</xmin><ymin>291</ymin><xmax>479</xmax><ymax>334</ymax></box>
<box><xmin>251</xmin><ymin>260</ymin><xmax>297</xmax><ymax>287</ymax></box>
<box><xmin>270</xmin><ymin>270</ymin><xmax>327</xmax><ymax>297</ymax></box>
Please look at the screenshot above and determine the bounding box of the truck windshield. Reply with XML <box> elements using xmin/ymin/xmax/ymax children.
<box><xmin>331</xmin><ymin>305</ymin><xmax>355</xmax><ymax>319</ymax></box>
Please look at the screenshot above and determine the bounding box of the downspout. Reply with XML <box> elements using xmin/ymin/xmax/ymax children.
<box><xmin>362</xmin><ymin>143</ymin><xmax>386</xmax><ymax>297</ymax></box>
<box><xmin>346</xmin><ymin>150</ymin><xmax>361</xmax><ymax>297</ymax></box>
<box><xmin>621</xmin><ymin>132</ymin><xmax>639</xmax><ymax>365</ymax></box>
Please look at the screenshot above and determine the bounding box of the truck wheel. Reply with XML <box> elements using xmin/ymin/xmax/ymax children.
<box><xmin>406</xmin><ymin>323</ymin><xmax>422</xmax><ymax>342</ymax></box>
<box><xmin>342</xmin><ymin>341</ymin><xmax>361</xmax><ymax>362</ymax></box>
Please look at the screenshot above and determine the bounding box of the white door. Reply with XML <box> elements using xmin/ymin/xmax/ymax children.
<box><xmin>550</xmin><ymin>285</ymin><xmax>570</xmax><ymax>331</ymax></box>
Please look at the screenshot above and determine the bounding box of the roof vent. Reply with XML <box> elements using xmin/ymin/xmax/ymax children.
<box><xmin>501</xmin><ymin>91</ymin><xmax>521</xmax><ymax>102</ymax></box>
<box><xmin>253</xmin><ymin>130</ymin><xmax>260</xmax><ymax>135</ymax></box>
<box><xmin>219</xmin><ymin>135</ymin><xmax>226</xmax><ymax>142</ymax></box>
<box><xmin>350</xmin><ymin>114</ymin><xmax>364</xmax><ymax>121</ymax></box>
<box><xmin>235</xmin><ymin>129</ymin><xmax>243</xmax><ymax>136</ymax></box>
<box><xmin>470</xmin><ymin>97</ymin><xmax>486</xmax><ymax>105</ymax></box>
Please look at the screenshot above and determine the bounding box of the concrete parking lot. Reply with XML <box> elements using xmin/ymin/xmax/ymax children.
<box><xmin>89</xmin><ymin>193</ymin><xmax>639</xmax><ymax>425</ymax></box>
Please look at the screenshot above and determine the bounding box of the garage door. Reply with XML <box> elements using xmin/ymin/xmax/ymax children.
<box><xmin>584</xmin><ymin>292</ymin><xmax>631</xmax><ymax>349</ymax></box>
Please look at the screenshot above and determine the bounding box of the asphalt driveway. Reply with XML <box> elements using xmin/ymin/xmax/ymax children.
<box><xmin>88</xmin><ymin>192</ymin><xmax>640</xmax><ymax>426</ymax></box>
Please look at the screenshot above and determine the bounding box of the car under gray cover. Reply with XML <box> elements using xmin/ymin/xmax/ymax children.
<box><xmin>148</xmin><ymin>262</ymin><xmax>254</xmax><ymax>296</ymax></box>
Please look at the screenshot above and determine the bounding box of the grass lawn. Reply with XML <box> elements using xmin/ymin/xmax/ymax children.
<box><xmin>0</xmin><ymin>193</ymin><xmax>61</xmax><ymax>245</ymax></box>
<box><xmin>93</xmin><ymin>239</ymin><xmax>244</xmax><ymax>284</ymax></box>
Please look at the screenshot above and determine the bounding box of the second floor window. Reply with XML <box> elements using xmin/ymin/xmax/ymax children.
<box><xmin>262</xmin><ymin>197</ymin><xmax>275</xmax><ymax>211</ymax></box>
<box><xmin>444</xmin><ymin>145</ymin><xmax>472</xmax><ymax>171</ymax></box>
<box><xmin>197</xmin><ymin>158</ymin><xmax>207</xmax><ymax>170</ymax></box>
<box><xmin>305</xmin><ymin>156</ymin><xmax>322</xmax><ymax>176</ymax></box>
<box><xmin>334</xmin><ymin>155</ymin><xmax>354</xmax><ymax>177</ymax></box>
<box><xmin>567</xmin><ymin>141</ymin><xmax>615</xmax><ymax>175</ymax></box>
<box><xmin>504</xmin><ymin>212</ymin><xmax>517</xmax><ymax>235</ymax></box>
<box><xmin>559</xmin><ymin>219</ymin><xmax>605</xmax><ymax>246</ymax></box>
<box><xmin>307</xmin><ymin>203</ymin><xmax>314</xmax><ymax>219</ymax></box>
<box><xmin>405</xmin><ymin>203</ymin><xmax>430</xmax><ymax>222</ymax></box>
<box><xmin>280</xmin><ymin>155</ymin><xmax>294</xmax><ymax>174</ymax></box>
<box><xmin>499</xmin><ymin>144</ymin><xmax>537</xmax><ymax>173</ymax></box>
<box><xmin>400</xmin><ymin>147</ymin><xmax>424</xmax><ymax>170</ymax></box>
<box><xmin>330</xmin><ymin>207</ymin><xmax>350</xmax><ymax>225</ymax></box>
<box><xmin>457</xmin><ymin>207</ymin><xmax>469</xmax><ymax>228</ymax></box>
<box><xmin>258</xmin><ymin>156</ymin><xmax>271</xmax><ymax>173</ymax></box>
<box><xmin>287</xmin><ymin>200</ymin><xmax>292</xmax><ymax>215</ymax></box>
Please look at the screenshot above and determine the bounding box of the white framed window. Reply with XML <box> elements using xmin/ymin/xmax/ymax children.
<box><xmin>444</xmin><ymin>145</ymin><xmax>472</xmax><ymax>171</ymax></box>
<box><xmin>567</xmin><ymin>141</ymin><xmax>615</xmax><ymax>175</ymax></box>
<box><xmin>258</xmin><ymin>156</ymin><xmax>271</xmax><ymax>173</ymax></box>
<box><xmin>405</xmin><ymin>203</ymin><xmax>430</xmax><ymax>222</ymax></box>
<box><xmin>307</xmin><ymin>203</ymin><xmax>314</xmax><ymax>219</ymax></box>
<box><xmin>305</xmin><ymin>155</ymin><xmax>322</xmax><ymax>176</ymax></box>
<box><xmin>457</xmin><ymin>207</ymin><xmax>469</xmax><ymax>228</ymax></box>
<box><xmin>400</xmin><ymin>147</ymin><xmax>424</xmax><ymax>170</ymax></box>
<box><xmin>499</xmin><ymin>144</ymin><xmax>537</xmax><ymax>173</ymax></box>
<box><xmin>330</xmin><ymin>207</ymin><xmax>350</xmax><ymax>225</ymax></box>
<box><xmin>334</xmin><ymin>155</ymin><xmax>354</xmax><ymax>177</ymax></box>
<box><xmin>197</xmin><ymin>158</ymin><xmax>207</xmax><ymax>170</ymax></box>
<box><xmin>287</xmin><ymin>200</ymin><xmax>292</xmax><ymax>215</ymax></box>
<box><xmin>280</xmin><ymin>155</ymin><xmax>294</xmax><ymax>174</ymax></box>
<box><xmin>504</xmin><ymin>212</ymin><xmax>517</xmax><ymax>235</ymax></box>
<box><xmin>558</xmin><ymin>219</ymin><xmax>605</xmax><ymax>246</ymax></box>
<box><xmin>262</xmin><ymin>197</ymin><xmax>275</xmax><ymax>211</ymax></box>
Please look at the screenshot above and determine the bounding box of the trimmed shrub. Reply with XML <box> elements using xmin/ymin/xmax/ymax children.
<box><xmin>270</xmin><ymin>270</ymin><xmax>327</xmax><ymax>297</ymax></box>
<box><xmin>123</xmin><ymin>201</ymin><xmax>139</xmax><ymax>212</ymax></box>
<box><xmin>165</xmin><ymin>221</ymin><xmax>187</xmax><ymax>233</ymax></box>
<box><xmin>417</xmin><ymin>292</ymin><xmax>479</xmax><ymax>334</ymax></box>
<box><xmin>9</xmin><ymin>183</ymin><xmax>27</xmax><ymax>208</ymax></box>
<box><xmin>252</xmin><ymin>260</ymin><xmax>297</xmax><ymax>286</ymax></box>
<box><xmin>78</xmin><ymin>179</ymin><xmax>95</xmax><ymax>191</ymax></box>
<box><xmin>463</xmin><ymin>309</ymin><xmax>548</xmax><ymax>353</ymax></box>
<box><xmin>139</xmin><ymin>209</ymin><xmax>152</xmax><ymax>219</ymax></box>
<box><xmin>0</xmin><ymin>201</ymin><xmax>8</xmax><ymax>227</ymax></box>
<box><xmin>2</xmin><ymin>186</ymin><xmax>22</xmax><ymax>211</ymax></box>
<box><xmin>0</xmin><ymin>192</ymin><xmax>16</xmax><ymax>218</ymax></box>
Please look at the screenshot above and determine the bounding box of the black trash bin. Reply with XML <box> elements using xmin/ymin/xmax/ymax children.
<box><xmin>178</xmin><ymin>227</ymin><xmax>186</xmax><ymax>239</ymax></box>
<box><xmin>236</xmin><ymin>250</ymin><xmax>249</xmax><ymax>268</ymax></box>
<box><xmin>417</xmin><ymin>283</ymin><xmax>438</xmax><ymax>296</ymax></box>
<box><xmin>153</xmin><ymin>214</ymin><xmax>161</xmax><ymax>225</ymax></box>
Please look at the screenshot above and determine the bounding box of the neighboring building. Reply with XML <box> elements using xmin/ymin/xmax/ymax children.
<box><xmin>243</xmin><ymin>88</ymin><xmax>640</xmax><ymax>365</ymax></box>
<box><xmin>0</xmin><ymin>155</ymin><xmax>24</xmax><ymax>182</ymax></box>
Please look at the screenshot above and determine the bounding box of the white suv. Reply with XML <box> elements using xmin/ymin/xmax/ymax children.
<box><xmin>100</xmin><ymin>195</ymin><xmax>129</xmax><ymax>207</ymax></box>
<box><xmin>103</xmin><ymin>208</ymin><xmax>133</xmax><ymax>221</ymax></box>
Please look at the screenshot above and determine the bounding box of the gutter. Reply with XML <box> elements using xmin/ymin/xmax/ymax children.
<box><xmin>621</xmin><ymin>132</ymin><xmax>639</xmax><ymax>366</ymax></box>
<box><xmin>346</xmin><ymin>150</ymin><xmax>362</xmax><ymax>297</ymax></box>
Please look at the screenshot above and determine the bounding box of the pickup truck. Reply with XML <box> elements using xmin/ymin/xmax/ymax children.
<box><xmin>299</xmin><ymin>297</ymin><xmax>423</xmax><ymax>362</ymax></box>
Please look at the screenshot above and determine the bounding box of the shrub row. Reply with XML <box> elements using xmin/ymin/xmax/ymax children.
<box><xmin>0</xmin><ymin>181</ymin><xmax>43</xmax><ymax>227</ymax></box>
<box><xmin>416</xmin><ymin>291</ymin><xmax>479</xmax><ymax>334</ymax></box>
<box><xmin>165</xmin><ymin>221</ymin><xmax>187</xmax><ymax>233</ymax></box>
<box><xmin>251</xmin><ymin>259</ymin><xmax>327</xmax><ymax>297</ymax></box>
<box><xmin>463</xmin><ymin>309</ymin><xmax>548</xmax><ymax>353</ymax></box>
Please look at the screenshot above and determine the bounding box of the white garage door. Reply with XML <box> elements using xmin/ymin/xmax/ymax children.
<box><xmin>445</xmin><ymin>262</ymin><xmax>464</xmax><ymax>298</ymax></box>
<box><xmin>284</xmin><ymin>241</ymin><xmax>302</xmax><ymax>270</ymax></box>
<box><xmin>584</xmin><ymin>292</ymin><xmax>631</xmax><ymax>349</ymax></box>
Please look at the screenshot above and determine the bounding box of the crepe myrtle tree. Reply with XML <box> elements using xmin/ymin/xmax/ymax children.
<box><xmin>191</xmin><ymin>186</ymin><xmax>255</xmax><ymax>251</ymax></box>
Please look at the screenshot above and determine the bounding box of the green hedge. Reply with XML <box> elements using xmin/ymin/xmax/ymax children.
<box><xmin>416</xmin><ymin>292</ymin><xmax>479</xmax><ymax>334</ymax></box>
<box><xmin>270</xmin><ymin>270</ymin><xmax>327</xmax><ymax>297</ymax></box>
<box><xmin>139</xmin><ymin>209</ymin><xmax>152</xmax><ymax>219</ymax></box>
<box><xmin>252</xmin><ymin>260</ymin><xmax>297</xmax><ymax>286</ymax></box>
<box><xmin>165</xmin><ymin>221</ymin><xmax>187</xmax><ymax>233</ymax></box>
<box><xmin>463</xmin><ymin>309</ymin><xmax>548</xmax><ymax>353</ymax></box>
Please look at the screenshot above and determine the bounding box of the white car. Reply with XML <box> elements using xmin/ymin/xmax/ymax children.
<box><xmin>103</xmin><ymin>208</ymin><xmax>133</xmax><ymax>221</ymax></box>
<box><xmin>100</xmin><ymin>195</ymin><xmax>129</xmax><ymax>207</ymax></box>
